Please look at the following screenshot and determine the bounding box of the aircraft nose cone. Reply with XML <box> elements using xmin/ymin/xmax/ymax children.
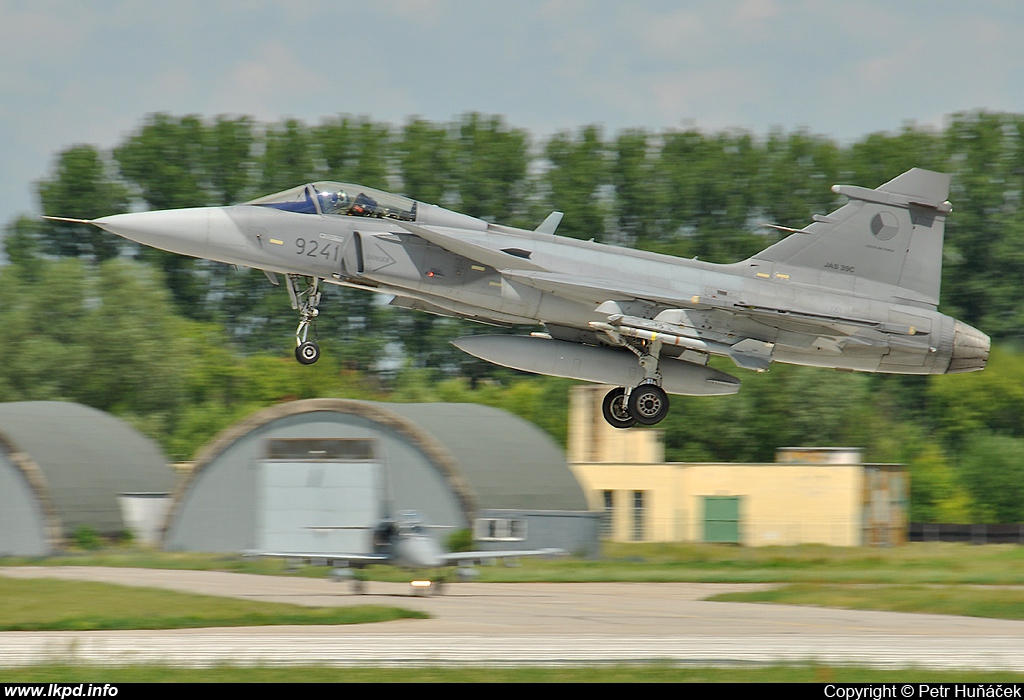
<box><xmin>405</xmin><ymin>537</ymin><xmax>445</xmax><ymax>568</ymax></box>
<box><xmin>94</xmin><ymin>208</ymin><xmax>211</xmax><ymax>258</ymax></box>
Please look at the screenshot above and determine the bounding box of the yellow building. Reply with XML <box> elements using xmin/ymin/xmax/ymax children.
<box><xmin>568</xmin><ymin>386</ymin><xmax>906</xmax><ymax>547</ymax></box>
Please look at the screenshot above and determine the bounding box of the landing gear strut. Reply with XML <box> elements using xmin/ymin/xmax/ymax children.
<box><xmin>595</xmin><ymin>332</ymin><xmax>671</xmax><ymax>428</ymax></box>
<box><xmin>286</xmin><ymin>275</ymin><xmax>322</xmax><ymax>365</ymax></box>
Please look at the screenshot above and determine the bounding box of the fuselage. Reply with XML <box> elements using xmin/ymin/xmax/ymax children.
<box><xmin>93</xmin><ymin>189</ymin><xmax>987</xmax><ymax>378</ymax></box>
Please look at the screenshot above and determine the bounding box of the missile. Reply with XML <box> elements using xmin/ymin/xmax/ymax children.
<box><xmin>451</xmin><ymin>335</ymin><xmax>740</xmax><ymax>396</ymax></box>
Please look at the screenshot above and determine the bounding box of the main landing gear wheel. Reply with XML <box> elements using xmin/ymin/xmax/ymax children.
<box><xmin>602</xmin><ymin>387</ymin><xmax>637</xmax><ymax>429</ymax></box>
<box><xmin>628</xmin><ymin>384</ymin><xmax>670</xmax><ymax>426</ymax></box>
<box><xmin>296</xmin><ymin>341</ymin><xmax>320</xmax><ymax>365</ymax></box>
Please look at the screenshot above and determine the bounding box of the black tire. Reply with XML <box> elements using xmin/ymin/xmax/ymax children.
<box><xmin>295</xmin><ymin>341</ymin><xmax>320</xmax><ymax>365</ymax></box>
<box><xmin>627</xmin><ymin>384</ymin><xmax>670</xmax><ymax>425</ymax></box>
<box><xmin>602</xmin><ymin>387</ymin><xmax>637</xmax><ymax>429</ymax></box>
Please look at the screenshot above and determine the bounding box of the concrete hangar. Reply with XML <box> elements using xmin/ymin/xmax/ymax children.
<box><xmin>0</xmin><ymin>399</ymin><xmax>597</xmax><ymax>557</ymax></box>
<box><xmin>0</xmin><ymin>401</ymin><xmax>175</xmax><ymax>555</ymax></box>
<box><xmin>165</xmin><ymin>399</ymin><xmax>598</xmax><ymax>557</ymax></box>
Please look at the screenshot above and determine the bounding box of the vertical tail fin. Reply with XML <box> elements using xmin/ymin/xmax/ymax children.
<box><xmin>753</xmin><ymin>168</ymin><xmax>952</xmax><ymax>306</ymax></box>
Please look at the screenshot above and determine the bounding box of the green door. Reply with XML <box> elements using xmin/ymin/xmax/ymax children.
<box><xmin>703</xmin><ymin>496</ymin><xmax>741</xmax><ymax>544</ymax></box>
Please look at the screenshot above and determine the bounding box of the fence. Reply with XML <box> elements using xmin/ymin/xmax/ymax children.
<box><xmin>908</xmin><ymin>523</ymin><xmax>1024</xmax><ymax>544</ymax></box>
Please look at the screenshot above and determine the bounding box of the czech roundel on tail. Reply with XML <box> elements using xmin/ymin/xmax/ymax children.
<box><xmin>47</xmin><ymin>167</ymin><xmax>989</xmax><ymax>428</ymax></box>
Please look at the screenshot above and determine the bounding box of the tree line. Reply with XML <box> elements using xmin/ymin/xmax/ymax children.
<box><xmin>4</xmin><ymin>110</ymin><xmax>1024</xmax><ymax>522</ymax></box>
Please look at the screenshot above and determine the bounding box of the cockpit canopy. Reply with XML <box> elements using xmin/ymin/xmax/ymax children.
<box><xmin>397</xmin><ymin>510</ymin><xmax>427</xmax><ymax>537</ymax></box>
<box><xmin>247</xmin><ymin>182</ymin><xmax>417</xmax><ymax>221</ymax></box>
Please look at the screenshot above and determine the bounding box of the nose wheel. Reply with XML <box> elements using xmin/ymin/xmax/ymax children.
<box><xmin>296</xmin><ymin>341</ymin><xmax>320</xmax><ymax>365</ymax></box>
<box><xmin>286</xmin><ymin>275</ymin><xmax>322</xmax><ymax>364</ymax></box>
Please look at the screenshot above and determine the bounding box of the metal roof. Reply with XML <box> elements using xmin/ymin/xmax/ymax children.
<box><xmin>185</xmin><ymin>399</ymin><xmax>586</xmax><ymax>515</ymax></box>
<box><xmin>0</xmin><ymin>401</ymin><xmax>174</xmax><ymax>534</ymax></box>
<box><xmin>379</xmin><ymin>402</ymin><xmax>586</xmax><ymax>511</ymax></box>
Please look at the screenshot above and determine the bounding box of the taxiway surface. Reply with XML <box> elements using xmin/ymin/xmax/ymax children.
<box><xmin>1</xmin><ymin>567</ymin><xmax>1022</xmax><ymax>670</ymax></box>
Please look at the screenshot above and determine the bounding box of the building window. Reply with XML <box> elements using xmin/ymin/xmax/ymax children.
<box><xmin>265</xmin><ymin>438</ymin><xmax>375</xmax><ymax>461</ymax></box>
<box><xmin>601</xmin><ymin>490</ymin><xmax>614</xmax><ymax>537</ymax></box>
<box><xmin>633</xmin><ymin>490</ymin><xmax>645</xmax><ymax>541</ymax></box>
<box><xmin>474</xmin><ymin>518</ymin><xmax>527</xmax><ymax>542</ymax></box>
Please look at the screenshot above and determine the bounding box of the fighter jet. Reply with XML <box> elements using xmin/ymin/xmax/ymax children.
<box><xmin>254</xmin><ymin>510</ymin><xmax>565</xmax><ymax>595</ymax></box>
<box><xmin>46</xmin><ymin>167</ymin><xmax>989</xmax><ymax>428</ymax></box>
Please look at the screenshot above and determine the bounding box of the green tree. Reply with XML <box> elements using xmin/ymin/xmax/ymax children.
<box><xmin>543</xmin><ymin>126</ymin><xmax>611</xmax><ymax>241</ymax></box>
<box><xmin>114</xmin><ymin>113</ymin><xmax>208</xmax><ymax>209</ymax></box>
<box><xmin>259</xmin><ymin>119</ymin><xmax>316</xmax><ymax>193</ymax></box>
<box><xmin>0</xmin><ymin>258</ymin><xmax>189</xmax><ymax>430</ymax></box>
<box><xmin>843</xmin><ymin>125</ymin><xmax>948</xmax><ymax>188</ymax></box>
<box><xmin>451</xmin><ymin>113</ymin><xmax>530</xmax><ymax>223</ymax></box>
<box><xmin>653</xmin><ymin>129</ymin><xmax>763</xmax><ymax>261</ymax></box>
<box><xmin>941</xmin><ymin>112</ymin><xmax>1023</xmax><ymax>334</ymax></box>
<box><xmin>611</xmin><ymin>129</ymin><xmax>660</xmax><ymax>246</ymax></box>
<box><xmin>397</xmin><ymin>118</ymin><xmax>454</xmax><ymax>204</ymax></box>
<box><xmin>908</xmin><ymin>443</ymin><xmax>973</xmax><ymax>523</ymax></box>
<box><xmin>204</xmin><ymin>115</ymin><xmax>258</xmax><ymax>205</ymax></box>
<box><xmin>37</xmin><ymin>145</ymin><xmax>129</xmax><ymax>260</ymax></box>
<box><xmin>757</xmin><ymin>129</ymin><xmax>841</xmax><ymax>231</ymax></box>
<box><xmin>659</xmin><ymin>363</ymin><xmax>872</xmax><ymax>463</ymax></box>
<box><xmin>926</xmin><ymin>345</ymin><xmax>1024</xmax><ymax>446</ymax></box>
<box><xmin>958</xmin><ymin>433</ymin><xmax>1024</xmax><ymax>522</ymax></box>
<box><xmin>316</xmin><ymin>116</ymin><xmax>392</xmax><ymax>190</ymax></box>
<box><xmin>114</xmin><ymin>114</ymin><xmax>222</xmax><ymax>315</ymax></box>
<box><xmin>2</xmin><ymin>216</ymin><xmax>44</xmax><ymax>278</ymax></box>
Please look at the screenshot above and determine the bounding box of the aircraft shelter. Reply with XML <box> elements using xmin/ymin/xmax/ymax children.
<box><xmin>0</xmin><ymin>392</ymin><xmax>904</xmax><ymax>556</ymax></box>
<box><xmin>164</xmin><ymin>399</ymin><xmax>599</xmax><ymax>557</ymax></box>
<box><xmin>0</xmin><ymin>401</ymin><xmax>176</xmax><ymax>555</ymax></box>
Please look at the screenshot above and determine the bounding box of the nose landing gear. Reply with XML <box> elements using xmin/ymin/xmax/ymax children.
<box><xmin>296</xmin><ymin>340</ymin><xmax>320</xmax><ymax>365</ymax></box>
<box><xmin>286</xmin><ymin>274</ymin><xmax>322</xmax><ymax>365</ymax></box>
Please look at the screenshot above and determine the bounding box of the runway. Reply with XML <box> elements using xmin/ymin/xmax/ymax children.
<box><xmin>2</xmin><ymin>567</ymin><xmax>1024</xmax><ymax>670</ymax></box>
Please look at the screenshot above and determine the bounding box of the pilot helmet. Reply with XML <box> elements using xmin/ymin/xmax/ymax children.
<box><xmin>319</xmin><ymin>189</ymin><xmax>349</xmax><ymax>213</ymax></box>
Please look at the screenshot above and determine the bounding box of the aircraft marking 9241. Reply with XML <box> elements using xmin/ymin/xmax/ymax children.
<box><xmin>47</xmin><ymin>168</ymin><xmax>989</xmax><ymax>428</ymax></box>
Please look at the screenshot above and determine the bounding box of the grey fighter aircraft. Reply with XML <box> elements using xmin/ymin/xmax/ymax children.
<box><xmin>47</xmin><ymin>167</ymin><xmax>989</xmax><ymax>428</ymax></box>
<box><xmin>255</xmin><ymin>510</ymin><xmax>565</xmax><ymax>595</ymax></box>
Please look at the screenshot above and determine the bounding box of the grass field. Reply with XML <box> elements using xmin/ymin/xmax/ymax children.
<box><xmin>710</xmin><ymin>582</ymin><xmax>1024</xmax><ymax>619</ymax></box>
<box><xmin>0</xmin><ymin>578</ymin><xmax>425</xmax><ymax>631</ymax></box>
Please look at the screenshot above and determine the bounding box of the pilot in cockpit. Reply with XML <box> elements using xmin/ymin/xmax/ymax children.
<box><xmin>317</xmin><ymin>189</ymin><xmax>350</xmax><ymax>215</ymax></box>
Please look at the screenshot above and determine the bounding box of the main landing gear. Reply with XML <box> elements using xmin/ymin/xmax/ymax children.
<box><xmin>594</xmin><ymin>329</ymin><xmax>671</xmax><ymax>428</ymax></box>
<box><xmin>602</xmin><ymin>384</ymin><xmax>670</xmax><ymax>428</ymax></box>
<box><xmin>286</xmin><ymin>274</ymin><xmax>322</xmax><ymax>365</ymax></box>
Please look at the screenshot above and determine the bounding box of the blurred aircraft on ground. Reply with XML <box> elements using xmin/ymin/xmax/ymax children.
<box><xmin>252</xmin><ymin>510</ymin><xmax>564</xmax><ymax>595</ymax></box>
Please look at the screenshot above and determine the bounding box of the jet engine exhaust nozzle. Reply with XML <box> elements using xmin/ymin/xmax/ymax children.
<box><xmin>947</xmin><ymin>321</ymin><xmax>990</xmax><ymax>374</ymax></box>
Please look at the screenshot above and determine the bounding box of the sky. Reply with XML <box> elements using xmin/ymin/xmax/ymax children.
<box><xmin>3</xmin><ymin>0</ymin><xmax>1024</xmax><ymax>227</ymax></box>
